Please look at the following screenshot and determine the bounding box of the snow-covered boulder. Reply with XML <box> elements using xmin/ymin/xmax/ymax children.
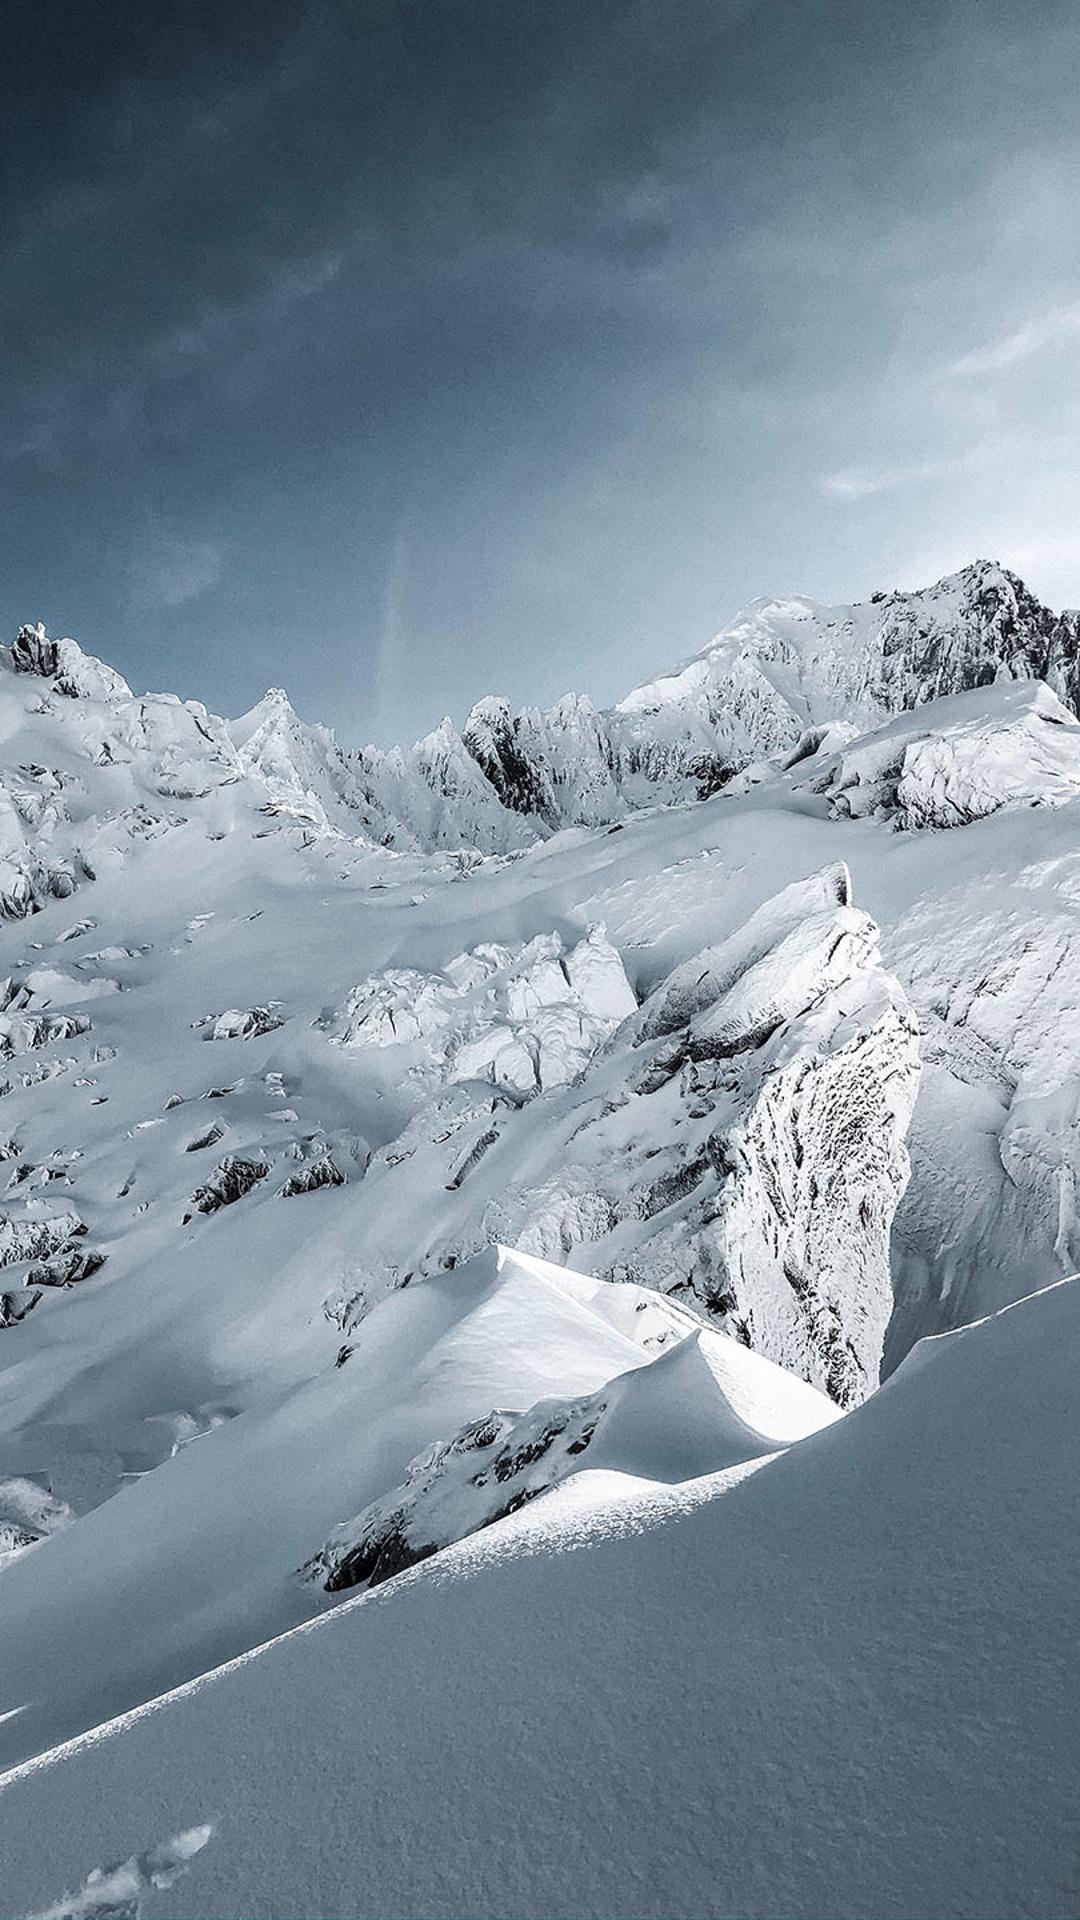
<box><xmin>188</xmin><ymin>1155</ymin><xmax>269</xmax><ymax>1216</ymax></box>
<box><xmin>814</xmin><ymin>680</ymin><xmax>1080</xmax><ymax>828</ymax></box>
<box><xmin>199</xmin><ymin>1006</ymin><xmax>285</xmax><ymax>1042</ymax></box>
<box><xmin>0</xmin><ymin>1209</ymin><xmax>86</xmax><ymax>1269</ymax></box>
<box><xmin>330</xmin><ymin>926</ymin><xmax>636</xmax><ymax>1098</ymax></box>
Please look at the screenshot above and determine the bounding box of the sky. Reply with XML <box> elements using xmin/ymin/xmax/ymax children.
<box><xmin>4</xmin><ymin>0</ymin><xmax>1080</xmax><ymax>746</ymax></box>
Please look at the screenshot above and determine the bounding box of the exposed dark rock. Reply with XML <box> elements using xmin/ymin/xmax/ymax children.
<box><xmin>190</xmin><ymin>1155</ymin><xmax>269</xmax><ymax>1216</ymax></box>
<box><xmin>11</xmin><ymin>624</ymin><xmax>60</xmax><ymax>680</ymax></box>
<box><xmin>279</xmin><ymin>1156</ymin><xmax>344</xmax><ymax>1197</ymax></box>
<box><xmin>0</xmin><ymin>1289</ymin><xmax>41</xmax><ymax>1327</ymax></box>
<box><xmin>27</xmin><ymin>1247</ymin><xmax>107</xmax><ymax>1288</ymax></box>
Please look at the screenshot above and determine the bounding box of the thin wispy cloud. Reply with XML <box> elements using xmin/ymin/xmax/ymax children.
<box><xmin>818</xmin><ymin>454</ymin><xmax>970</xmax><ymax>503</ymax></box>
<box><xmin>952</xmin><ymin>302</ymin><xmax>1080</xmax><ymax>377</ymax></box>
<box><xmin>156</xmin><ymin>252</ymin><xmax>344</xmax><ymax>367</ymax></box>
<box><xmin>128</xmin><ymin>539</ymin><xmax>226</xmax><ymax>612</ymax></box>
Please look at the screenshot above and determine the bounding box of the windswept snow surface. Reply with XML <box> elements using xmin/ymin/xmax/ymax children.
<box><xmin>2</xmin><ymin>1278</ymin><xmax>1077</xmax><ymax>1920</ymax></box>
<box><xmin>1</xmin><ymin>583</ymin><xmax>1080</xmax><ymax>1912</ymax></box>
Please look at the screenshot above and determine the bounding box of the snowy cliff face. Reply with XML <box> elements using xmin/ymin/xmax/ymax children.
<box><xmin>308</xmin><ymin>865</ymin><xmax>916</xmax><ymax>1406</ymax></box>
<box><xmin>440</xmin><ymin>866</ymin><xmax>920</xmax><ymax>1406</ymax></box>
<box><xmin>617</xmin><ymin>560</ymin><xmax>1080</xmax><ymax>767</ymax></box>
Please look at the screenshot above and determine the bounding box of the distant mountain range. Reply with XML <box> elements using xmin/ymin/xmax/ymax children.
<box><xmin>221</xmin><ymin>558</ymin><xmax>1080</xmax><ymax>847</ymax></box>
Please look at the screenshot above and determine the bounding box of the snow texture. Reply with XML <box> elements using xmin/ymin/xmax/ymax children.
<box><xmin>0</xmin><ymin>572</ymin><xmax>1076</xmax><ymax>1916</ymax></box>
<box><xmin>1</xmin><ymin>1279</ymin><xmax>1076</xmax><ymax>1920</ymax></box>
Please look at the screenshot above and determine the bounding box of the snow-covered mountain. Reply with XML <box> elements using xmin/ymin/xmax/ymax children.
<box><xmin>231</xmin><ymin>559</ymin><xmax>1080</xmax><ymax>848</ymax></box>
<box><xmin>0</xmin><ymin>568</ymin><xmax>1078</xmax><ymax>1917</ymax></box>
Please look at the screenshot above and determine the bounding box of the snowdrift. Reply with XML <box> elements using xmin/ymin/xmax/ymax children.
<box><xmin>2</xmin><ymin>1276</ymin><xmax>1076</xmax><ymax>1920</ymax></box>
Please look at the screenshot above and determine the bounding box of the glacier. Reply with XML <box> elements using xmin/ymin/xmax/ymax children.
<box><xmin>0</xmin><ymin>562</ymin><xmax>1078</xmax><ymax>1916</ymax></box>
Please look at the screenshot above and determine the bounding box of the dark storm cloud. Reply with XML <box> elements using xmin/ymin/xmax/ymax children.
<box><xmin>4</xmin><ymin>2</ymin><xmax>1080</xmax><ymax>738</ymax></box>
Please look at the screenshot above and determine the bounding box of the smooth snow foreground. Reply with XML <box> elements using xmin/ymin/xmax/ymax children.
<box><xmin>1</xmin><ymin>1275</ymin><xmax>1076</xmax><ymax>1920</ymax></box>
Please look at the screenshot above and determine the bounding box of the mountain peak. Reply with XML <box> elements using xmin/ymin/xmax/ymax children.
<box><xmin>8</xmin><ymin>622</ymin><xmax>132</xmax><ymax>702</ymax></box>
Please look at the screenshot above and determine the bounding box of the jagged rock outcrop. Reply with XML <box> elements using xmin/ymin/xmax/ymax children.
<box><xmin>280</xmin><ymin>1155</ymin><xmax>344</xmax><ymax>1197</ymax></box>
<box><xmin>11</xmin><ymin>624</ymin><xmax>132</xmax><ymax>702</ymax></box>
<box><xmin>310</xmin><ymin>1391</ymin><xmax>607</xmax><ymax>1592</ymax></box>
<box><xmin>189</xmin><ymin>1155</ymin><xmax>269</xmax><ymax>1217</ymax></box>
<box><xmin>0</xmin><ymin>1210</ymin><xmax>86</xmax><ymax>1269</ymax></box>
<box><xmin>26</xmin><ymin>1246</ymin><xmax>106</xmax><ymax>1288</ymax></box>
<box><xmin>231</xmin><ymin>688</ymin><xmax>380</xmax><ymax>836</ymax></box>
<box><xmin>198</xmin><ymin>1007</ymin><xmax>284</xmax><ymax>1042</ymax></box>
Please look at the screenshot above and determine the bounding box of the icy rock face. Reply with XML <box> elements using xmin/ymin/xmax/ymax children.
<box><xmin>189</xmin><ymin>1155</ymin><xmax>269</xmax><ymax>1216</ymax></box>
<box><xmin>329</xmin><ymin>926</ymin><xmax>637</xmax><ymax>1098</ymax></box>
<box><xmin>462</xmin><ymin>693</ymin><xmax>625</xmax><ymax>828</ymax></box>
<box><xmin>813</xmin><ymin>681</ymin><xmax>1080</xmax><ymax>828</ymax></box>
<box><xmin>199</xmin><ymin>1007</ymin><xmax>285</xmax><ymax>1042</ymax></box>
<box><xmin>11</xmin><ymin>624</ymin><xmax>132</xmax><ymax>702</ymax></box>
<box><xmin>0</xmin><ymin>1209</ymin><xmax>86</xmax><ymax>1271</ymax></box>
<box><xmin>458</xmin><ymin>870</ymin><xmax>920</xmax><ymax>1404</ymax></box>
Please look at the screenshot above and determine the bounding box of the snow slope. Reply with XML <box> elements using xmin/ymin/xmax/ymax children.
<box><xmin>1</xmin><ymin>579</ymin><xmax>1079</xmax><ymax>1910</ymax></box>
<box><xmin>2</xmin><ymin>1275</ymin><xmax>1075</xmax><ymax>1920</ymax></box>
<box><xmin>7</xmin><ymin>1239</ymin><xmax>832</xmax><ymax>1770</ymax></box>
